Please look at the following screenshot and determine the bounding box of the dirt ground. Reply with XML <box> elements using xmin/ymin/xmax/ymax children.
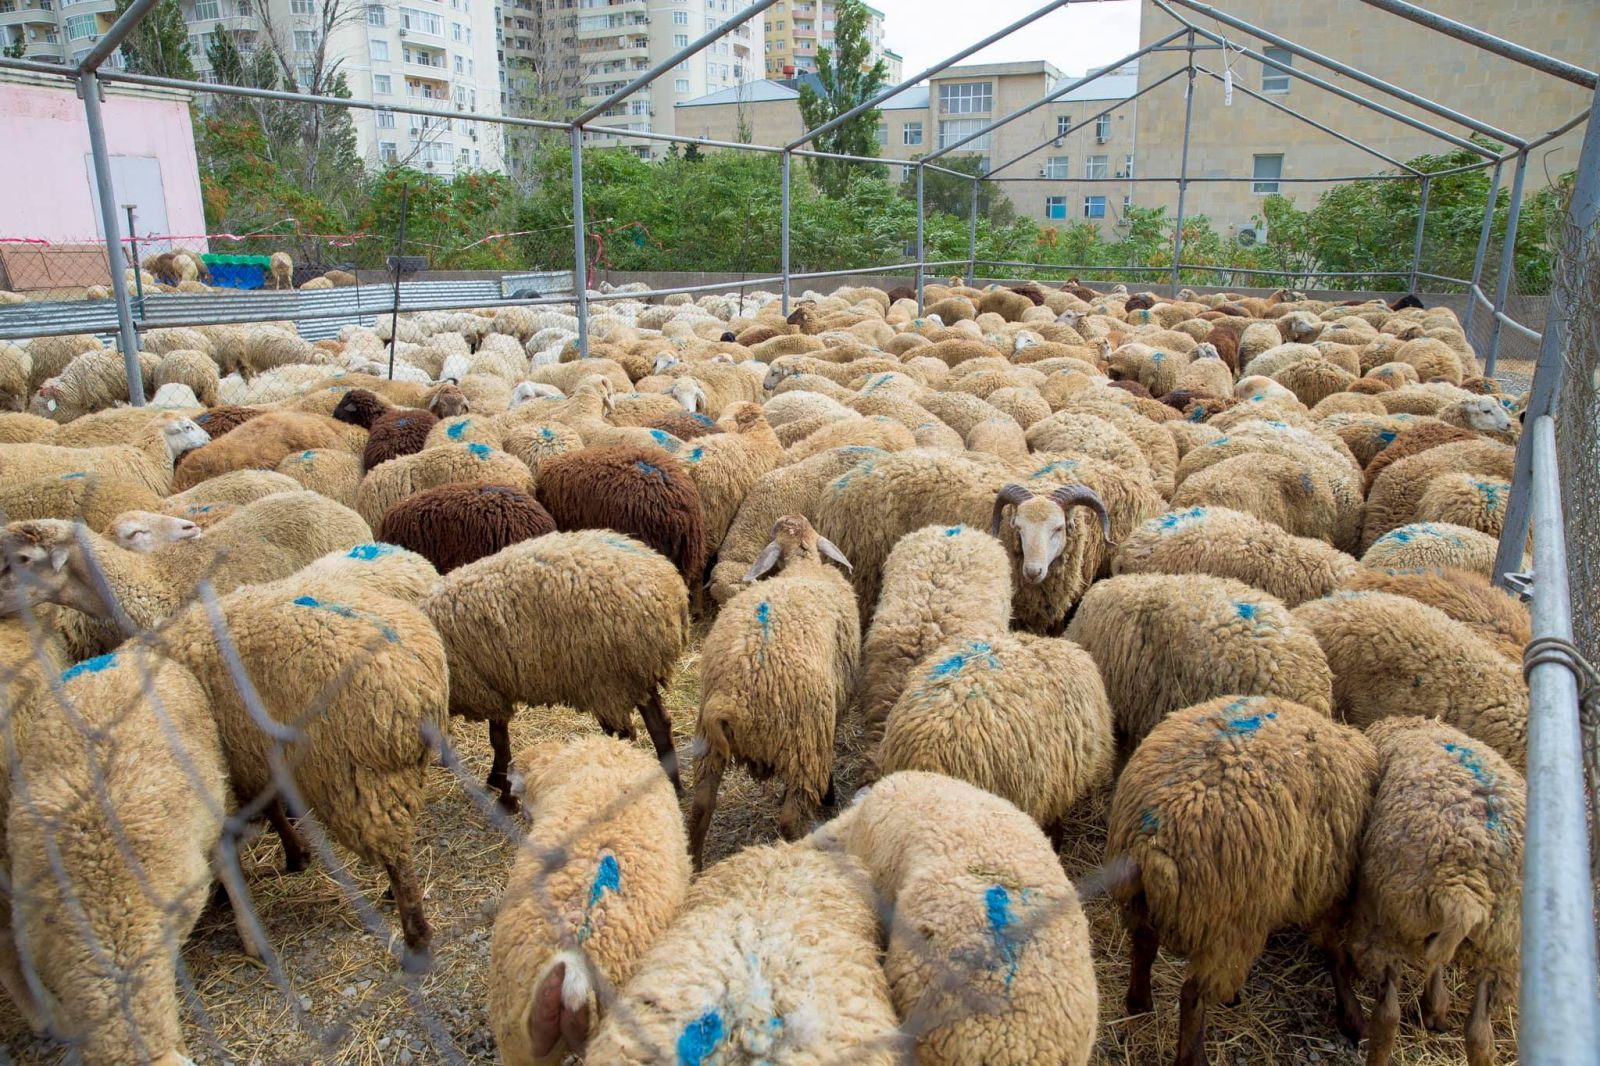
<box><xmin>0</xmin><ymin>624</ymin><xmax>1517</xmax><ymax>1065</ymax></box>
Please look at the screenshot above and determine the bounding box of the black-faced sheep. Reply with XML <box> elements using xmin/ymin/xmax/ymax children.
<box><xmin>378</xmin><ymin>482</ymin><xmax>555</xmax><ymax>574</ymax></box>
<box><xmin>1109</xmin><ymin>696</ymin><xmax>1378</xmax><ymax>1066</ymax></box>
<box><xmin>689</xmin><ymin>515</ymin><xmax>858</xmax><ymax>868</ymax></box>
<box><xmin>535</xmin><ymin>445</ymin><xmax>707</xmax><ymax>585</ymax></box>
<box><xmin>333</xmin><ymin>388</ymin><xmax>441</xmax><ymax>471</ymax></box>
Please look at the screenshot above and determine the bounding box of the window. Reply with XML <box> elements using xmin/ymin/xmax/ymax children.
<box><xmin>1252</xmin><ymin>153</ymin><xmax>1283</xmax><ymax>193</ymax></box>
<box><xmin>452</xmin><ymin>21</ymin><xmax>461</xmax><ymax>39</ymax></box>
<box><xmin>290</xmin><ymin>0</ymin><xmax>313</xmax><ymax>12</ymax></box>
<box><xmin>939</xmin><ymin>81</ymin><xmax>992</xmax><ymax>114</ymax></box>
<box><xmin>373</xmin><ymin>73</ymin><xmax>392</xmax><ymax>93</ymax></box>
<box><xmin>376</xmin><ymin>110</ymin><xmax>396</xmax><ymax>127</ymax></box>
<box><xmin>64</xmin><ymin>13</ymin><xmax>95</xmax><ymax>39</ymax></box>
<box><xmin>454</xmin><ymin>55</ymin><xmax>463</xmax><ymax>73</ymax></box>
<box><xmin>901</xmin><ymin>121</ymin><xmax>923</xmax><ymax>146</ymax></box>
<box><xmin>1045</xmin><ymin>196</ymin><xmax>1068</xmax><ymax>220</ymax></box>
<box><xmin>1056</xmin><ymin>115</ymin><xmax>1071</xmax><ymax>137</ymax></box>
<box><xmin>1044</xmin><ymin>156</ymin><xmax>1068</xmax><ymax>179</ymax></box>
<box><xmin>380</xmin><ymin>141</ymin><xmax>398</xmax><ymax>161</ymax></box>
<box><xmin>673</xmin><ymin>32</ymin><xmax>688</xmax><ymax>46</ymax></box>
<box><xmin>1124</xmin><ymin>153</ymin><xmax>1134</xmax><ymax>178</ymax></box>
<box><xmin>1084</xmin><ymin>154</ymin><xmax>1108</xmax><ymax>179</ymax></box>
<box><xmin>195</xmin><ymin>0</ymin><xmax>220</xmax><ymax>18</ymax></box>
<box><xmin>673</xmin><ymin>9</ymin><xmax>687</xmax><ymax>23</ymax></box>
<box><xmin>675</xmin><ymin>77</ymin><xmax>690</xmax><ymax>91</ymax></box>
<box><xmin>1123</xmin><ymin>194</ymin><xmax>1132</xmax><ymax>213</ymax></box>
<box><xmin>366</xmin><ymin>2</ymin><xmax>384</xmax><ymax>24</ymax></box>
<box><xmin>293</xmin><ymin>29</ymin><xmax>319</xmax><ymax>51</ymax></box>
<box><xmin>875</xmin><ymin>123</ymin><xmax>886</xmax><ymax>145</ymax></box>
<box><xmin>1083</xmin><ymin>196</ymin><xmax>1107</xmax><ymax>219</ymax></box>
<box><xmin>938</xmin><ymin>118</ymin><xmax>989</xmax><ymax>152</ymax></box>
<box><xmin>369</xmin><ymin>37</ymin><xmax>388</xmax><ymax>60</ymax></box>
<box><xmin>1094</xmin><ymin>113</ymin><xmax>1111</xmax><ymax>141</ymax></box>
<box><xmin>400</xmin><ymin>6</ymin><xmax>443</xmax><ymax>35</ymax></box>
<box><xmin>1262</xmin><ymin>45</ymin><xmax>1292</xmax><ymax>93</ymax></box>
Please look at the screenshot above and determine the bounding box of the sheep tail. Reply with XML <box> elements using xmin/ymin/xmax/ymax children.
<box><xmin>530</xmin><ymin>949</ymin><xmax>594</xmax><ymax>1058</ymax></box>
<box><xmin>1423</xmin><ymin>892</ymin><xmax>1489</xmax><ymax>971</ymax></box>
<box><xmin>700</xmin><ymin>695</ymin><xmax>738</xmax><ymax>763</ymax></box>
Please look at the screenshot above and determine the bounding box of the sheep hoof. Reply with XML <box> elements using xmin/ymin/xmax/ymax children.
<box><xmin>496</xmin><ymin>791</ymin><xmax>521</xmax><ymax>815</ymax></box>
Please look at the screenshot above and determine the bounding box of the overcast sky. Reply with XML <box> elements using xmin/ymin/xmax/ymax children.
<box><xmin>870</xmin><ymin>0</ymin><xmax>1143</xmax><ymax>81</ymax></box>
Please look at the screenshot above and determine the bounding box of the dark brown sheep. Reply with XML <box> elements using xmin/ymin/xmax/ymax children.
<box><xmin>535</xmin><ymin>444</ymin><xmax>707</xmax><ymax>583</ymax></box>
<box><xmin>1007</xmin><ymin>283</ymin><xmax>1046</xmax><ymax>306</ymax></box>
<box><xmin>1106</xmin><ymin>379</ymin><xmax>1154</xmax><ymax>400</ymax></box>
<box><xmin>1389</xmin><ymin>293</ymin><xmax>1425</xmax><ymax>311</ymax></box>
<box><xmin>1179</xmin><ymin>395</ymin><xmax>1240</xmax><ymax>421</ymax></box>
<box><xmin>378</xmin><ymin>482</ymin><xmax>555</xmax><ymax>573</ymax></box>
<box><xmin>330</xmin><ymin>388</ymin><xmax>391</xmax><ymax>430</ymax></box>
<box><xmin>1203</xmin><ymin>320</ymin><xmax>1243</xmax><ymax>372</ymax></box>
<box><xmin>1363</xmin><ymin>422</ymin><xmax>1478</xmax><ymax>491</ymax></box>
<box><xmin>192</xmin><ymin>405</ymin><xmax>266</xmax><ymax>440</ymax></box>
<box><xmin>1123</xmin><ymin>292</ymin><xmax>1157</xmax><ymax>312</ymax></box>
<box><xmin>1348</xmin><ymin>378</ymin><xmax>1393</xmax><ymax>395</ymax></box>
<box><xmin>646</xmin><ymin>412</ymin><xmax>724</xmax><ymax>441</ymax></box>
<box><xmin>884</xmin><ymin>285</ymin><xmax>916</xmax><ymax>304</ymax></box>
<box><xmin>364</xmin><ymin>408</ymin><xmax>439</xmax><ymax>471</ymax></box>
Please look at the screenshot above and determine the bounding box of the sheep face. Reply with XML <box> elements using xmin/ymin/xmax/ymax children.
<box><xmin>652</xmin><ymin>353</ymin><xmax>681</xmax><ymax>374</ymax></box>
<box><xmin>991</xmin><ymin>483</ymin><xmax>1116</xmax><ymax>585</ymax></box>
<box><xmin>669</xmin><ymin>378</ymin><xmax>708</xmax><ymax>414</ymax></box>
<box><xmin>161</xmin><ymin>416</ymin><xmax>211</xmax><ymax>460</ymax></box>
<box><xmin>762</xmin><ymin>364</ymin><xmax>791</xmax><ymax>391</ymax></box>
<box><xmin>331</xmin><ymin>388</ymin><xmax>388</xmax><ymax>428</ymax></box>
<box><xmin>0</xmin><ymin>522</ymin><xmax>80</xmax><ymax>617</ymax></box>
<box><xmin>425</xmin><ymin>383</ymin><xmax>470</xmax><ymax>418</ymax></box>
<box><xmin>1193</xmin><ymin>341</ymin><xmax>1221</xmax><ymax>360</ymax></box>
<box><xmin>1460</xmin><ymin>396</ymin><xmax>1513</xmax><ymax>434</ymax></box>
<box><xmin>509</xmin><ymin>381</ymin><xmax>563</xmax><ymax>409</ymax></box>
<box><xmin>744</xmin><ymin>514</ymin><xmax>852</xmax><ymax>582</ymax></box>
<box><xmin>108</xmin><ymin>511</ymin><xmax>203</xmax><ymax>552</ymax></box>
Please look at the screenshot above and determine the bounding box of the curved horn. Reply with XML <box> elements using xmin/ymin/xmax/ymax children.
<box><xmin>989</xmin><ymin>483</ymin><xmax>1036</xmax><ymax>536</ymax></box>
<box><xmin>1050</xmin><ymin>484</ymin><xmax>1115</xmax><ymax>548</ymax></box>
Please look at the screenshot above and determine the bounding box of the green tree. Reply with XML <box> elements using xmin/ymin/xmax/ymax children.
<box><xmin>3</xmin><ymin>34</ymin><xmax>26</xmax><ymax>59</ymax></box>
<box><xmin>900</xmin><ymin>154</ymin><xmax>1015</xmax><ymax>228</ymax></box>
<box><xmin>111</xmin><ymin>0</ymin><xmax>196</xmax><ymax>80</ymax></box>
<box><xmin>795</xmin><ymin>0</ymin><xmax>888</xmax><ymax>198</ymax></box>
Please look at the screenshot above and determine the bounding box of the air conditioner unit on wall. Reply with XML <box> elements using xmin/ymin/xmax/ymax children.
<box><xmin>1236</xmin><ymin>224</ymin><xmax>1267</xmax><ymax>247</ymax></box>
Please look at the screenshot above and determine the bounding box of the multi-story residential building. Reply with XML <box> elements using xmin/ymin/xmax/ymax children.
<box><xmin>2</xmin><ymin>0</ymin><xmax>507</xmax><ymax>175</ymax></box>
<box><xmin>1131</xmin><ymin>0</ymin><xmax>1599</xmax><ymax>238</ymax></box>
<box><xmin>676</xmin><ymin>60</ymin><xmax>1141</xmax><ymax>231</ymax></box>
<box><xmin>498</xmin><ymin>0</ymin><xmax>762</xmax><ymax>161</ymax></box>
<box><xmin>2</xmin><ymin>0</ymin><xmax>120</xmax><ymax>67</ymax></box>
<box><xmin>762</xmin><ymin>0</ymin><xmax>898</xmax><ymax>81</ymax></box>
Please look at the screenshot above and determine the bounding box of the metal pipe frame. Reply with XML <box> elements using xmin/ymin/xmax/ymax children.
<box><xmin>1356</xmin><ymin>0</ymin><xmax>1598</xmax><ymax>90</ymax></box>
<box><xmin>983</xmin><ymin>173</ymin><xmax>1417</xmax><ymax>183</ymax></box>
<box><xmin>1170</xmin><ymin>31</ymin><xmax>1198</xmax><ymax>295</ymax></box>
<box><xmin>570</xmin><ymin>126</ymin><xmax>588</xmax><ymax>358</ymax></box>
<box><xmin>787</xmin><ymin>0</ymin><xmax>1075</xmax><ymax>150</ymax></box>
<box><xmin>985</xmin><ymin>67</ymin><xmax>1188</xmax><ymax>179</ymax></box>
<box><xmin>1407</xmin><ymin>176</ymin><xmax>1430</xmax><ymax>293</ymax></box>
<box><xmin>574</xmin><ymin>0</ymin><xmax>781</xmax><ymax>127</ymax></box>
<box><xmin>780</xmin><ymin>152</ymin><xmax>792</xmax><ymax>316</ymax></box>
<box><xmin>1161</xmin><ymin>0</ymin><xmax>1526</xmax><ymax>147</ymax></box>
<box><xmin>77</xmin><ymin>0</ymin><xmax>160</xmax><ymax>73</ymax></box>
<box><xmin>923</xmin><ymin>26</ymin><xmax>1190</xmax><ymax>163</ymax></box>
<box><xmin>915</xmin><ymin>164</ymin><xmax>926</xmax><ymax>311</ymax></box>
<box><xmin>1484</xmin><ymin>150</ymin><xmax>1529</xmax><ymax>375</ymax></box>
<box><xmin>79</xmin><ymin>71</ymin><xmax>143</xmax><ymax>405</ymax></box>
<box><xmin>1150</xmin><ymin>0</ymin><xmax>1500</xmax><ymax>160</ymax></box>
<box><xmin>966</xmin><ymin>178</ymin><xmax>980</xmax><ymax>287</ymax></box>
<box><xmin>1192</xmin><ymin>66</ymin><xmax>1422</xmax><ymax>174</ymax></box>
<box><xmin>1462</xmin><ymin>160</ymin><xmax>1504</xmax><ymax>338</ymax></box>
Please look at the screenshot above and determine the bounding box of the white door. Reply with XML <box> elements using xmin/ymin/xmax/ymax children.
<box><xmin>84</xmin><ymin>154</ymin><xmax>172</xmax><ymax>251</ymax></box>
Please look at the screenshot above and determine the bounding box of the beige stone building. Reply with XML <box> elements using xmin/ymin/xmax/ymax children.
<box><xmin>761</xmin><ymin>0</ymin><xmax>900</xmax><ymax>82</ymax></box>
<box><xmin>675</xmin><ymin>59</ymin><xmax>1143</xmax><ymax>230</ymax></box>
<box><xmin>1130</xmin><ymin>0</ymin><xmax>1599</xmax><ymax>239</ymax></box>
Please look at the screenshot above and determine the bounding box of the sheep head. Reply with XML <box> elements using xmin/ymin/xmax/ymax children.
<box><xmin>105</xmin><ymin>511</ymin><xmax>202</xmax><ymax>553</ymax></box>
<box><xmin>0</xmin><ymin>520</ymin><xmax>108</xmax><ymax>618</ymax></box>
<box><xmin>1193</xmin><ymin>341</ymin><xmax>1221</xmax><ymax>360</ymax></box>
<box><xmin>990</xmin><ymin>483</ymin><xmax>1114</xmax><ymax>585</ymax></box>
<box><xmin>573</xmin><ymin>376</ymin><xmax>616</xmax><ymax>416</ymax></box>
<box><xmin>425</xmin><ymin>382</ymin><xmax>470</xmax><ymax>418</ymax></box>
<box><xmin>669</xmin><ymin>377</ymin><xmax>708</xmax><ymax>415</ymax></box>
<box><xmin>508</xmin><ymin>381</ymin><xmax>563</xmax><ymax>409</ymax></box>
<box><xmin>331</xmin><ymin>388</ymin><xmax>390</xmax><ymax>429</ymax></box>
<box><xmin>721</xmin><ymin>402</ymin><xmax>768</xmax><ymax>435</ymax></box>
<box><xmin>652</xmin><ymin>353</ymin><xmax>682</xmax><ymax>374</ymax></box>
<box><xmin>158</xmin><ymin>415</ymin><xmax>211</xmax><ymax>461</ymax></box>
<box><xmin>743</xmin><ymin>514</ymin><xmax>852</xmax><ymax>582</ymax></box>
<box><xmin>1457</xmin><ymin>395</ymin><xmax>1513</xmax><ymax>434</ymax></box>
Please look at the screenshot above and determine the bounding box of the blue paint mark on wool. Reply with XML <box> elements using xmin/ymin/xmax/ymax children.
<box><xmin>61</xmin><ymin>652</ymin><xmax>118</xmax><ymax>682</ymax></box>
<box><xmin>1187</xmin><ymin>405</ymin><xmax>1208</xmax><ymax>422</ymax></box>
<box><xmin>1140</xmin><ymin>808</ymin><xmax>1160</xmax><ymax>834</ymax></box>
<box><xmin>59</xmin><ymin>472</ymin><xmax>87</xmax><ymax>480</ymax></box>
<box><xmin>1219</xmin><ymin>707</ymin><xmax>1277</xmax><ymax>736</ymax></box>
<box><xmin>649</xmin><ymin>430</ymin><xmax>673</xmax><ymax>446</ymax></box>
<box><xmin>1385</xmin><ymin>529</ymin><xmax>1414</xmax><ymax>544</ymax></box>
<box><xmin>636</xmin><ymin>460</ymin><xmax>664</xmax><ymax>479</ymax></box>
<box><xmin>1156</xmin><ymin>507</ymin><xmax>1206</xmax><ymax>532</ymax></box>
<box><xmin>984</xmin><ymin>884</ymin><xmax>1030</xmax><ymax>989</ymax></box>
<box><xmin>756</xmin><ymin>601</ymin><xmax>772</xmax><ymax>643</ymax></box>
<box><xmin>1029</xmin><ymin>459</ymin><xmax>1078</xmax><ymax>481</ymax></box>
<box><xmin>677</xmin><ymin>1010</ymin><xmax>725</xmax><ymax>1066</ymax></box>
<box><xmin>291</xmin><ymin>596</ymin><xmax>399</xmax><ymax>643</ymax></box>
<box><xmin>446</xmin><ymin>420</ymin><xmax>470</xmax><ymax>440</ymax></box>
<box><xmin>347</xmin><ymin>543</ymin><xmax>396</xmax><ymax>561</ymax></box>
<box><xmin>467</xmin><ymin>442</ymin><xmax>491</xmax><ymax>458</ymax></box>
<box><xmin>1476</xmin><ymin>480</ymin><xmax>1503</xmax><ymax>512</ymax></box>
<box><xmin>1378</xmin><ymin>430</ymin><xmax>1398</xmax><ymax>444</ymax></box>
<box><xmin>929</xmin><ymin>641</ymin><xmax>1001</xmax><ymax>680</ymax></box>
<box><xmin>540</xmin><ymin>427</ymin><xmax>555</xmax><ymax>441</ymax></box>
<box><xmin>394</xmin><ymin>417</ymin><xmax>410</xmax><ymax>428</ymax></box>
<box><xmin>578</xmin><ymin>853</ymin><xmax>622</xmax><ymax>943</ymax></box>
<box><xmin>688</xmin><ymin>413</ymin><xmax>715</xmax><ymax>427</ymax></box>
<box><xmin>687</xmin><ymin>447</ymin><xmax>705</xmax><ymax>463</ymax></box>
<box><xmin>1442</xmin><ymin>742</ymin><xmax>1509</xmax><ymax>837</ymax></box>
<box><xmin>300</xmin><ymin>450</ymin><xmax>315</xmax><ymax>460</ymax></box>
<box><xmin>944</xmin><ymin>526</ymin><xmax>964</xmax><ymax>537</ymax></box>
<box><xmin>1235</xmin><ymin>601</ymin><xmax>1258</xmax><ymax>621</ymax></box>
<box><xmin>1299</xmin><ymin>472</ymin><xmax>1314</xmax><ymax>493</ymax></box>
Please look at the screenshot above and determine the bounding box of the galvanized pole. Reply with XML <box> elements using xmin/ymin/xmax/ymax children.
<box><xmin>1354</xmin><ymin>0</ymin><xmax>1598</xmax><ymax>89</ymax></box>
<box><xmin>915</xmin><ymin>163</ymin><xmax>926</xmax><ymax>312</ymax></box>
<box><xmin>124</xmin><ymin>204</ymin><xmax>144</xmax><ymax>309</ymax></box>
<box><xmin>570</xmin><ymin>125</ymin><xmax>588</xmax><ymax>359</ymax></box>
<box><xmin>1170</xmin><ymin>31</ymin><xmax>1197</xmax><ymax>297</ymax></box>
<box><xmin>967</xmin><ymin>177</ymin><xmax>980</xmax><ymax>287</ymax></box>
<box><xmin>780</xmin><ymin>150</ymin><xmax>792</xmax><ymax>316</ymax></box>
<box><xmin>1407</xmin><ymin>176</ymin><xmax>1430</xmax><ymax>295</ymax></box>
<box><xmin>1462</xmin><ymin>160</ymin><xmax>1504</xmax><ymax>341</ymax></box>
<box><xmin>1517</xmin><ymin>418</ymin><xmax>1600</xmax><ymax>1066</ymax></box>
<box><xmin>387</xmin><ymin>184</ymin><xmax>409</xmax><ymax>381</ymax></box>
<box><xmin>80</xmin><ymin>71</ymin><xmax>144</xmax><ymax>405</ymax></box>
<box><xmin>1485</xmin><ymin>150</ymin><xmax>1529</xmax><ymax>377</ymax></box>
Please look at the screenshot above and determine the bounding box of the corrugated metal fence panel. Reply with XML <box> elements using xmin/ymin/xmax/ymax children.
<box><xmin>0</xmin><ymin>277</ymin><xmax>575</xmax><ymax>341</ymax></box>
<box><xmin>501</xmin><ymin>271</ymin><xmax>574</xmax><ymax>298</ymax></box>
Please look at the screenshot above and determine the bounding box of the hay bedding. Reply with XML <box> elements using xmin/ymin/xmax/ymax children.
<box><xmin>0</xmin><ymin>624</ymin><xmax>1516</xmax><ymax>1064</ymax></box>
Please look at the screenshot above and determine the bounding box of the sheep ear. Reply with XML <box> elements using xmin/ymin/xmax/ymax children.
<box><xmin>49</xmin><ymin>546</ymin><xmax>71</xmax><ymax>572</ymax></box>
<box><xmin>816</xmin><ymin>536</ymin><xmax>853</xmax><ymax>574</ymax></box>
<box><xmin>744</xmin><ymin>541</ymin><xmax>782</xmax><ymax>583</ymax></box>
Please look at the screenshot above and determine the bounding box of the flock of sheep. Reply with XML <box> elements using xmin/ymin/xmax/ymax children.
<box><xmin>0</xmin><ymin>272</ymin><xmax>1533</xmax><ymax>1066</ymax></box>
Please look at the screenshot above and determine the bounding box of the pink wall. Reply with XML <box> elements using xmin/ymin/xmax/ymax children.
<box><xmin>0</xmin><ymin>77</ymin><xmax>206</xmax><ymax>246</ymax></box>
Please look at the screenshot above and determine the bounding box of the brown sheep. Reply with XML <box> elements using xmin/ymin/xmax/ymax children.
<box><xmin>378</xmin><ymin>482</ymin><xmax>555</xmax><ymax>573</ymax></box>
<box><xmin>1361</xmin><ymin>421</ymin><xmax>1478</xmax><ymax>491</ymax></box>
<box><xmin>333</xmin><ymin>388</ymin><xmax>439</xmax><ymax>471</ymax></box>
<box><xmin>1340</xmin><ymin>566</ymin><xmax>1529</xmax><ymax>662</ymax></box>
<box><xmin>645</xmin><ymin>411</ymin><xmax>724</xmax><ymax>441</ymax></box>
<box><xmin>169</xmin><ymin>410</ymin><xmax>354</xmax><ymax>492</ymax></box>
<box><xmin>536</xmin><ymin>444</ymin><xmax>707</xmax><ymax>584</ymax></box>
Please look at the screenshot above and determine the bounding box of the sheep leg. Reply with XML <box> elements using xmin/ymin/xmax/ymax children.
<box><xmin>220</xmin><ymin>875</ymin><xmax>264</xmax><ymax>960</ymax></box>
<box><xmin>267</xmin><ymin>798</ymin><xmax>310</xmax><ymax>873</ymax></box>
<box><xmin>687</xmin><ymin>753</ymin><xmax>726</xmax><ymax>872</ymax></box>
<box><xmin>1124</xmin><ymin>890</ymin><xmax>1158</xmax><ymax>1016</ymax></box>
<box><xmin>1421</xmin><ymin>962</ymin><xmax>1450</xmax><ymax>1031</ymax></box>
<box><xmin>777</xmin><ymin>786</ymin><xmax>816</xmax><ymax>842</ymax></box>
<box><xmin>384</xmin><ymin>858</ymin><xmax>432</xmax><ymax>958</ymax></box>
<box><xmin>638</xmin><ymin>688</ymin><xmax>683</xmax><ymax>797</ymax></box>
<box><xmin>1326</xmin><ymin>943</ymin><xmax>1367</xmax><ymax>1043</ymax></box>
<box><xmin>821</xmin><ymin>772</ymin><xmax>837</xmax><ymax>808</ymax></box>
<box><xmin>1463</xmin><ymin>975</ymin><xmax>1496</xmax><ymax>1066</ymax></box>
<box><xmin>1365</xmin><ymin>966</ymin><xmax>1400</xmax><ymax>1066</ymax></box>
<box><xmin>487</xmin><ymin>719</ymin><xmax>517</xmax><ymax>812</ymax></box>
<box><xmin>1174</xmin><ymin>975</ymin><xmax>1209</xmax><ymax>1066</ymax></box>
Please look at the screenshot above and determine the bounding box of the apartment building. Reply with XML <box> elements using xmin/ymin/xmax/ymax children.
<box><xmin>498</xmin><ymin>0</ymin><xmax>761</xmax><ymax>160</ymax></box>
<box><xmin>676</xmin><ymin>60</ymin><xmax>1141</xmax><ymax>231</ymax></box>
<box><xmin>1</xmin><ymin>0</ymin><xmax>507</xmax><ymax>175</ymax></box>
<box><xmin>1132</xmin><ymin>0</ymin><xmax>1599</xmax><ymax>239</ymax></box>
<box><xmin>762</xmin><ymin>0</ymin><xmax>898</xmax><ymax>82</ymax></box>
